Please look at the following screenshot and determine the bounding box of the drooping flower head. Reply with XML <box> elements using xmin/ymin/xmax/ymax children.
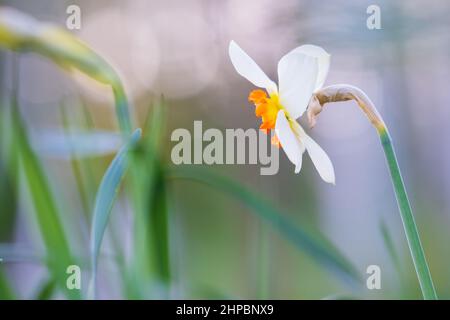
<box><xmin>229</xmin><ymin>41</ymin><xmax>335</xmax><ymax>184</ymax></box>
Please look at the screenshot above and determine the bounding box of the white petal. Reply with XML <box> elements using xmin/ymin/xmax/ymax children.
<box><xmin>297</xmin><ymin>128</ymin><xmax>335</xmax><ymax>184</ymax></box>
<box><xmin>275</xmin><ymin>110</ymin><xmax>305</xmax><ymax>172</ymax></box>
<box><xmin>277</xmin><ymin>51</ymin><xmax>318</xmax><ymax>120</ymax></box>
<box><xmin>294</xmin><ymin>150</ymin><xmax>303</xmax><ymax>174</ymax></box>
<box><xmin>287</xmin><ymin>45</ymin><xmax>330</xmax><ymax>91</ymax></box>
<box><xmin>229</xmin><ymin>41</ymin><xmax>277</xmax><ymax>94</ymax></box>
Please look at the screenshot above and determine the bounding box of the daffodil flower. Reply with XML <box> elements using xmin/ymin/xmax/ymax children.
<box><xmin>228</xmin><ymin>41</ymin><xmax>335</xmax><ymax>184</ymax></box>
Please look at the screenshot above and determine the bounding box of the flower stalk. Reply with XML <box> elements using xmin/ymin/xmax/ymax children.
<box><xmin>0</xmin><ymin>7</ymin><xmax>133</xmax><ymax>135</ymax></box>
<box><xmin>309</xmin><ymin>84</ymin><xmax>438</xmax><ymax>300</ymax></box>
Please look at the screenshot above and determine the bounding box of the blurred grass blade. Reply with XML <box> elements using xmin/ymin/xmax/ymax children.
<box><xmin>64</xmin><ymin>101</ymin><xmax>130</xmax><ymax>297</ymax></box>
<box><xmin>10</xmin><ymin>101</ymin><xmax>80</xmax><ymax>299</ymax></box>
<box><xmin>32</xmin><ymin>277</ymin><xmax>56</xmax><ymax>300</ymax></box>
<box><xmin>167</xmin><ymin>166</ymin><xmax>361</xmax><ymax>285</ymax></box>
<box><xmin>0</xmin><ymin>111</ymin><xmax>17</xmax><ymax>300</ymax></box>
<box><xmin>0</xmin><ymin>270</ymin><xmax>15</xmax><ymax>299</ymax></box>
<box><xmin>90</xmin><ymin>128</ymin><xmax>141</xmax><ymax>299</ymax></box>
<box><xmin>130</xmin><ymin>98</ymin><xmax>169</xmax><ymax>298</ymax></box>
<box><xmin>0</xmin><ymin>7</ymin><xmax>132</xmax><ymax>134</ymax></box>
<box><xmin>379</xmin><ymin>219</ymin><xmax>406</xmax><ymax>294</ymax></box>
<box><xmin>0</xmin><ymin>143</ymin><xmax>17</xmax><ymax>244</ymax></box>
<box><xmin>380</xmin><ymin>220</ymin><xmax>401</xmax><ymax>273</ymax></box>
<box><xmin>59</xmin><ymin>103</ymin><xmax>92</xmax><ymax>230</ymax></box>
<box><xmin>148</xmin><ymin>169</ymin><xmax>170</xmax><ymax>283</ymax></box>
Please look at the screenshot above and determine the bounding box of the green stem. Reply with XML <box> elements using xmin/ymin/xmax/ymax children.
<box><xmin>314</xmin><ymin>85</ymin><xmax>438</xmax><ymax>299</ymax></box>
<box><xmin>112</xmin><ymin>84</ymin><xmax>133</xmax><ymax>136</ymax></box>
<box><xmin>379</xmin><ymin>128</ymin><xmax>437</xmax><ymax>300</ymax></box>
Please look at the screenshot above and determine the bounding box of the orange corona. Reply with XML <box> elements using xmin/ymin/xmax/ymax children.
<box><xmin>248</xmin><ymin>89</ymin><xmax>282</xmax><ymax>147</ymax></box>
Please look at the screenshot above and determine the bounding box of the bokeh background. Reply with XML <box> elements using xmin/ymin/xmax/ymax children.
<box><xmin>0</xmin><ymin>0</ymin><xmax>449</xmax><ymax>299</ymax></box>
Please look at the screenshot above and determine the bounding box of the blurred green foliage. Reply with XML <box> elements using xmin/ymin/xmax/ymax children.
<box><xmin>1</xmin><ymin>2</ymin><xmax>449</xmax><ymax>300</ymax></box>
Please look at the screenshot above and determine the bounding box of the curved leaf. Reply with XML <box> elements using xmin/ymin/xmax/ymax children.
<box><xmin>0</xmin><ymin>7</ymin><xmax>131</xmax><ymax>134</ymax></box>
<box><xmin>89</xmin><ymin>128</ymin><xmax>141</xmax><ymax>298</ymax></box>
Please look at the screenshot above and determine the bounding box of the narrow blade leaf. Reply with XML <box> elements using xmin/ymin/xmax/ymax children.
<box><xmin>10</xmin><ymin>104</ymin><xmax>80</xmax><ymax>299</ymax></box>
<box><xmin>90</xmin><ymin>128</ymin><xmax>141</xmax><ymax>298</ymax></box>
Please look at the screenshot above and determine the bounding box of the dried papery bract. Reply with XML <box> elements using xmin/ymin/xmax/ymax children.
<box><xmin>308</xmin><ymin>84</ymin><xmax>438</xmax><ymax>300</ymax></box>
<box><xmin>308</xmin><ymin>84</ymin><xmax>385</xmax><ymax>132</ymax></box>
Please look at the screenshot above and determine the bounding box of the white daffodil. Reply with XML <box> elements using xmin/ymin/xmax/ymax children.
<box><xmin>228</xmin><ymin>41</ymin><xmax>335</xmax><ymax>184</ymax></box>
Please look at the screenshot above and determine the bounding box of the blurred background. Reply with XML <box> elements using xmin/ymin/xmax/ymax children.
<box><xmin>0</xmin><ymin>0</ymin><xmax>449</xmax><ymax>299</ymax></box>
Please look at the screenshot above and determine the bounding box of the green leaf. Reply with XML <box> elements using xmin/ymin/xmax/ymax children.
<box><xmin>148</xmin><ymin>169</ymin><xmax>170</xmax><ymax>283</ymax></box>
<box><xmin>10</xmin><ymin>102</ymin><xmax>80</xmax><ymax>299</ymax></box>
<box><xmin>32</xmin><ymin>277</ymin><xmax>56</xmax><ymax>300</ymax></box>
<box><xmin>0</xmin><ymin>7</ymin><xmax>132</xmax><ymax>134</ymax></box>
<box><xmin>0</xmin><ymin>107</ymin><xmax>18</xmax><ymax>244</ymax></box>
<box><xmin>166</xmin><ymin>166</ymin><xmax>361</xmax><ymax>286</ymax></box>
<box><xmin>89</xmin><ymin>128</ymin><xmax>141</xmax><ymax>298</ymax></box>
<box><xmin>128</xmin><ymin>98</ymin><xmax>169</xmax><ymax>298</ymax></box>
<box><xmin>0</xmin><ymin>269</ymin><xmax>15</xmax><ymax>299</ymax></box>
<box><xmin>379</xmin><ymin>220</ymin><xmax>401</xmax><ymax>275</ymax></box>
